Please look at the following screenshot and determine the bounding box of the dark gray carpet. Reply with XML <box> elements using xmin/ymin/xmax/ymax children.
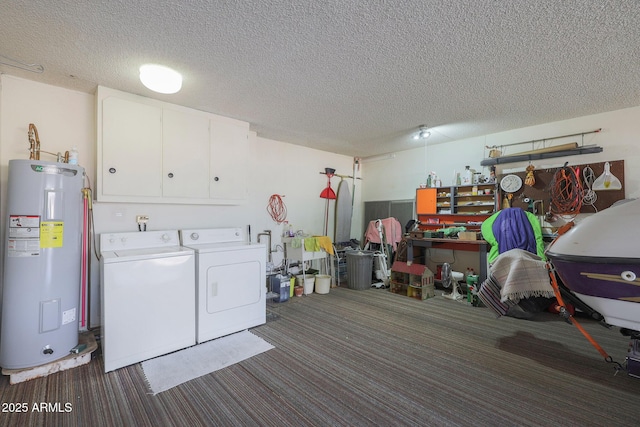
<box><xmin>1</xmin><ymin>287</ymin><xmax>638</xmax><ymax>426</ymax></box>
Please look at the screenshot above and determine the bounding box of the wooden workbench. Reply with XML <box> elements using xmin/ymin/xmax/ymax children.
<box><xmin>406</xmin><ymin>237</ymin><xmax>489</xmax><ymax>283</ymax></box>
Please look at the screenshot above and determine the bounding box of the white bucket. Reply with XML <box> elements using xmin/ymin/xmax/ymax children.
<box><xmin>315</xmin><ymin>274</ymin><xmax>331</xmax><ymax>294</ymax></box>
<box><xmin>303</xmin><ymin>276</ymin><xmax>315</xmax><ymax>295</ymax></box>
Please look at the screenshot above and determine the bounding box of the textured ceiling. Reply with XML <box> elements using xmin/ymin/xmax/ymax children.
<box><xmin>1</xmin><ymin>1</ymin><xmax>640</xmax><ymax>157</ymax></box>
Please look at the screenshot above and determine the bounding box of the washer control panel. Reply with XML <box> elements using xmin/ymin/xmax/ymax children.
<box><xmin>100</xmin><ymin>230</ymin><xmax>180</xmax><ymax>252</ymax></box>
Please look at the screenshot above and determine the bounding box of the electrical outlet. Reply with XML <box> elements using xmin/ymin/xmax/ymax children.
<box><xmin>136</xmin><ymin>215</ymin><xmax>149</xmax><ymax>224</ymax></box>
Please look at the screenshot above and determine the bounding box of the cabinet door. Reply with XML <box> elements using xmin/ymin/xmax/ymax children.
<box><xmin>210</xmin><ymin>119</ymin><xmax>248</xmax><ymax>200</ymax></box>
<box><xmin>416</xmin><ymin>188</ymin><xmax>437</xmax><ymax>214</ymax></box>
<box><xmin>102</xmin><ymin>97</ymin><xmax>162</xmax><ymax>197</ymax></box>
<box><xmin>162</xmin><ymin>109</ymin><xmax>210</xmax><ymax>199</ymax></box>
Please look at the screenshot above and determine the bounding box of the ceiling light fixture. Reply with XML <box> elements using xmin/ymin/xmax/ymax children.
<box><xmin>413</xmin><ymin>125</ymin><xmax>431</xmax><ymax>140</ymax></box>
<box><xmin>139</xmin><ymin>64</ymin><xmax>182</xmax><ymax>94</ymax></box>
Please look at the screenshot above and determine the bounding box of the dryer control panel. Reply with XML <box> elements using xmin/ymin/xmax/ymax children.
<box><xmin>180</xmin><ymin>227</ymin><xmax>243</xmax><ymax>245</ymax></box>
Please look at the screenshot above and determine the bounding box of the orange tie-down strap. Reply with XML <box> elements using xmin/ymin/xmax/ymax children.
<box><xmin>546</xmin><ymin>262</ymin><xmax>623</xmax><ymax>374</ymax></box>
<box><xmin>545</xmin><ymin>221</ymin><xmax>574</xmax><ymax>250</ymax></box>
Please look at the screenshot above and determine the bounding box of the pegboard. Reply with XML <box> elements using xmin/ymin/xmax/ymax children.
<box><xmin>499</xmin><ymin>160</ymin><xmax>625</xmax><ymax>214</ymax></box>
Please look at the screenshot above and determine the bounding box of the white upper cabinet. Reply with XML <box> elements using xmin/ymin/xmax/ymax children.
<box><xmin>101</xmin><ymin>96</ymin><xmax>163</xmax><ymax>197</ymax></box>
<box><xmin>210</xmin><ymin>118</ymin><xmax>249</xmax><ymax>201</ymax></box>
<box><xmin>162</xmin><ymin>108</ymin><xmax>210</xmax><ymax>199</ymax></box>
<box><xmin>96</xmin><ymin>86</ymin><xmax>249</xmax><ymax>205</ymax></box>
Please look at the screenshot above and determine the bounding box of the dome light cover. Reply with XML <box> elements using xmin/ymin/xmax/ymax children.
<box><xmin>139</xmin><ymin>64</ymin><xmax>182</xmax><ymax>94</ymax></box>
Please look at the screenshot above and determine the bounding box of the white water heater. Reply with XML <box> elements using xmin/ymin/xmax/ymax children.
<box><xmin>0</xmin><ymin>159</ymin><xmax>84</xmax><ymax>369</ymax></box>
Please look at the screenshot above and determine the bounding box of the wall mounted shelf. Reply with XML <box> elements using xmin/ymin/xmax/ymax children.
<box><xmin>481</xmin><ymin>128</ymin><xmax>603</xmax><ymax>166</ymax></box>
<box><xmin>480</xmin><ymin>145</ymin><xmax>603</xmax><ymax>166</ymax></box>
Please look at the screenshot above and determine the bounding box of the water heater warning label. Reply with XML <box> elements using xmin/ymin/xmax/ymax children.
<box><xmin>40</xmin><ymin>221</ymin><xmax>64</xmax><ymax>248</ymax></box>
<box><xmin>7</xmin><ymin>215</ymin><xmax>41</xmax><ymax>257</ymax></box>
<box><xmin>62</xmin><ymin>308</ymin><xmax>76</xmax><ymax>325</ymax></box>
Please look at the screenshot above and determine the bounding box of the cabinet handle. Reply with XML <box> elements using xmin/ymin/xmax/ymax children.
<box><xmin>109</xmin><ymin>167</ymin><xmax>116</xmax><ymax>174</ymax></box>
<box><xmin>214</xmin><ymin>176</ymin><xmax>219</xmax><ymax>181</ymax></box>
<box><xmin>168</xmin><ymin>172</ymin><xmax>174</xmax><ymax>178</ymax></box>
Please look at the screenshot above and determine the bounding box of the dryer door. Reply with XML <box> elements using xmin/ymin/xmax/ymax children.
<box><xmin>205</xmin><ymin>257</ymin><xmax>262</xmax><ymax>313</ymax></box>
<box><xmin>197</xmin><ymin>246</ymin><xmax>266</xmax><ymax>343</ymax></box>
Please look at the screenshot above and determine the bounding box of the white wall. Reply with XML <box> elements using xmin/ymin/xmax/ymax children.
<box><xmin>0</xmin><ymin>75</ymin><xmax>360</xmax><ymax>328</ymax></box>
<box><xmin>363</xmin><ymin>106</ymin><xmax>640</xmax><ymax>201</ymax></box>
<box><xmin>361</xmin><ymin>105</ymin><xmax>640</xmax><ymax>277</ymax></box>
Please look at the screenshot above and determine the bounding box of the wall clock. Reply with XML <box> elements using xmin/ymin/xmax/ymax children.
<box><xmin>500</xmin><ymin>174</ymin><xmax>522</xmax><ymax>193</ymax></box>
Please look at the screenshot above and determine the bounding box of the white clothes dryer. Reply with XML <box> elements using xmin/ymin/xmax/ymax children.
<box><xmin>100</xmin><ymin>230</ymin><xmax>195</xmax><ymax>372</ymax></box>
<box><xmin>180</xmin><ymin>228</ymin><xmax>266</xmax><ymax>344</ymax></box>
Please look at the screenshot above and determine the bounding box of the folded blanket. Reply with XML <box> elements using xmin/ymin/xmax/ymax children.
<box><xmin>490</xmin><ymin>249</ymin><xmax>555</xmax><ymax>303</ymax></box>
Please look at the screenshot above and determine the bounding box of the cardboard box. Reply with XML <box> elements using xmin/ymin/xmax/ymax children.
<box><xmin>458</xmin><ymin>231</ymin><xmax>478</xmax><ymax>241</ymax></box>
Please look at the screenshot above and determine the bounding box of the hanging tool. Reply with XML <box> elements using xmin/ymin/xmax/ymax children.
<box><xmin>267</xmin><ymin>194</ymin><xmax>287</xmax><ymax>223</ymax></box>
<box><xmin>502</xmin><ymin>193</ymin><xmax>513</xmax><ymax>208</ymax></box>
<box><xmin>524</xmin><ymin>163</ymin><xmax>536</xmax><ymax>186</ymax></box>
<box><xmin>581</xmin><ymin>166</ymin><xmax>598</xmax><ymax>211</ymax></box>
<box><xmin>319</xmin><ymin>168</ymin><xmax>337</xmax><ymax>198</ymax></box>
<box><xmin>520</xmin><ymin>194</ymin><xmax>535</xmax><ymax>213</ymax></box>
<box><xmin>550</xmin><ymin>164</ymin><xmax>583</xmax><ymax>215</ymax></box>
<box><xmin>593</xmin><ymin>162</ymin><xmax>622</xmax><ymax>191</ymax></box>
<box><xmin>319</xmin><ymin>168</ymin><xmax>337</xmax><ymax>236</ymax></box>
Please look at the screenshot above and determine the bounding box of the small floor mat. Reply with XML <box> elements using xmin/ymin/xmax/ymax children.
<box><xmin>141</xmin><ymin>330</ymin><xmax>274</xmax><ymax>395</ymax></box>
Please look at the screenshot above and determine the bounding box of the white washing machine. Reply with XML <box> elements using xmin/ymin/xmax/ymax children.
<box><xmin>180</xmin><ymin>228</ymin><xmax>266</xmax><ymax>344</ymax></box>
<box><xmin>100</xmin><ymin>230</ymin><xmax>195</xmax><ymax>372</ymax></box>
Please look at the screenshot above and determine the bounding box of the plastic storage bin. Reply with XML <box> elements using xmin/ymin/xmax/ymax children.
<box><xmin>270</xmin><ymin>274</ymin><xmax>290</xmax><ymax>303</ymax></box>
<box><xmin>346</xmin><ymin>251</ymin><xmax>374</xmax><ymax>290</ymax></box>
